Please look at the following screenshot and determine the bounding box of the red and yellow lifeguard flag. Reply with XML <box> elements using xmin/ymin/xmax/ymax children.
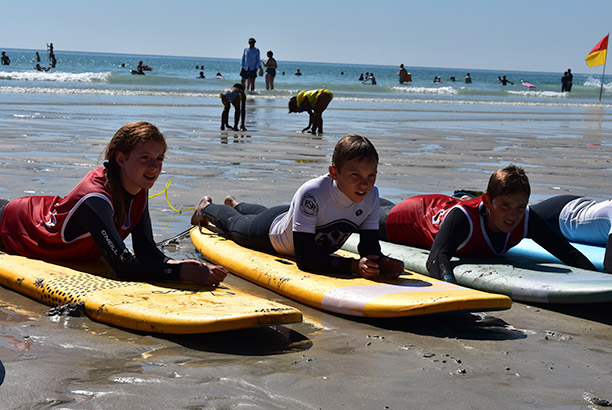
<box><xmin>585</xmin><ymin>34</ymin><xmax>609</xmax><ymax>67</ymax></box>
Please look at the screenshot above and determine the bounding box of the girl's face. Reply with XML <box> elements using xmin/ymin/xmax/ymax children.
<box><xmin>329</xmin><ymin>157</ymin><xmax>378</xmax><ymax>203</ymax></box>
<box><xmin>116</xmin><ymin>141</ymin><xmax>165</xmax><ymax>195</ymax></box>
<box><xmin>483</xmin><ymin>192</ymin><xmax>529</xmax><ymax>233</ymax></box>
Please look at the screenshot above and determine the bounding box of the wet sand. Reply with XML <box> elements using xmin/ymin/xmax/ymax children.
<box><xmin>1</xmin><ymin>98</ymin><xmax>612</xmax><ymax>409</ymax></box>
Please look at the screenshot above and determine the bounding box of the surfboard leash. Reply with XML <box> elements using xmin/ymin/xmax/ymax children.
<box><xmin>149</xmin><ymin>180</ymin><xmax>196</xmax><ymax>213</ymax></box>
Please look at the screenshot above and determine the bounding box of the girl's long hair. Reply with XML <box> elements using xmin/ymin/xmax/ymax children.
<box><xmin>103</xmin><ymin>121</ymin><xmax>166</xmax><ymax>227</ymax></box>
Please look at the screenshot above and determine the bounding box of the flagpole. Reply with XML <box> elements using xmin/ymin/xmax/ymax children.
<box><xmin>599</xmin><ymin>33</ymin><xmax>609</xmax><ymax>102</ymax></box>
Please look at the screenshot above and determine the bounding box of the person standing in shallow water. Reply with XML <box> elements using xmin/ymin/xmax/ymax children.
<box><xmin>240</xmin><ymin>38</ymin><xmax>260</xmax><ymax>91</ymax></box>
<box><xmin>261</xmin><ymin>50</ymin><xmax>277</xmax><ymax>90</ymax></box>
<box><xmin>397</xmin><ymin>64</ymin><xmax>409</xmax><ymax>84</ymax></box>
<box><xmin>561</xmin><ymin>71</ymin><xmax>570</xmax><ymax>92</ymax></box>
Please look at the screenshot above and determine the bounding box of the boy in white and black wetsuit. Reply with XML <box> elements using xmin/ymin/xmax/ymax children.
<box><xmin>532</xmin><ymin>195</ymin><xmax>612</xmax><ymax>272</ymax></box>
<box><xmin>378</xmin><ymin>165</ymin><xmax>596</xmax><ymax>283</ymax></box>
<box><xmin>192</xmin><ymin>135</ymin><xmax>404</xmax><ymax>279</ymax></box>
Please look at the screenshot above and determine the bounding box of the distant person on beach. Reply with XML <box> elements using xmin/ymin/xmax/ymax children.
<box><xmin>532</xmin><ymin>196</ymin><xmax>612</xmax><ymax>272</ymax></box>
<box><xmin>216</xmin><ymin>72</ymin><xmax>224</xmax><ymax>79</ymax></box>
<box><xmin>197</xmin><ymin>71</ymin><xmax>205</xmax><ymax>79</ymax></box>
<box><xmin>449</xmin><ymin>76</ymin><xmax>456</xmax><ymax>82</ymax></box>
<box><xmin>363</xmin><ymin>72</ymin><xmax>376</xmax><ymax>85</ymax></box>
<box><xmin>498</xmin><ymin>75</ymin><xmax>513</xmax><ymax>85</ymax></box>
<box><xmin>261</xmin><ymin>50</ymin><xmax>277</xmax><ymax>90</ymax></box>
<box><xmin>398</xmin><ymin>64</ymin><xmax>409</xmax><ymax>84</ymax></box>
<box><xmin>34</xmin><ymin>52</ymin><xmax>41</xmax><ymax>62</ymax></box>
<box><xmin>294</xmin><ymin>68</ymin><xmax>302</xmax><ymax>76</ymax></box>
<box><xmin>561</xmin><ymin>71</ymin><xmax>570</xmax><ymax>92</ymax></box>
<box><xmin>240</xmin><ymin>37</ymin><xmax>260</xmax><ymax>91</ymax></box>
<box><xmin>433</xmin><ymin>76</ymin><xmax>441</xmax><ymax>83</ymax></box>
<box><xmin>377</xmin><ymin>164</ymin><xmax>596</xmax><ymax>283</ymax></box>
<box><xmin>1</xmin><ymin>52</ymin><xmax>10</xmax><ymax>65</ymax></box>
<box><xmin>465</xmin><ymin>73</ymin><xmax>472</xmax><ymax>83</ymax></box>
<box><xmin>566</xmin><ymin>68</ymin><xmax>573</xmax><ymax>92</ymax></box>
<box><xmin>358</xmin><ymin>73</ymin><xmax>364</xmax><ymax>81</ymax></box>
<box><xmin>0</xmin><ymin>121</ymin><xmax>229</xmax><ymax>287</ymax></box>
<box><xmin>288</xmin><ymin>88</ymin><xmax>333</xmax><ymax>134</ymax></box>
<box><xmin>190</xmin><ymin>134</ymin><xmax>405</xmax><ymax>279</ymax></box>
<box><xmin>219</xmin><ymin>83</ymin><xmax>247</xmax><ymax>131</ymax></box>
<box><xmin>34</xmin><ymin>64</ymin><xmax>50</xmax><ymax>72</ymax></box>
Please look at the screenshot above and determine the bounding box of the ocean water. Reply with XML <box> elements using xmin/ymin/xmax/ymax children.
<box><xmin>1</xmin><ymin>47</ymin><xmax>612</xmax><ymax>111</ymax></box>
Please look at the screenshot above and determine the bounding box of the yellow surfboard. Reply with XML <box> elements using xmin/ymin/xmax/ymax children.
<box><xmin>0</xmin><ymin>252</ymin><xmax>302</xmax><ymax>334</ymax></box>
<box><xmin>190</xmin><ymin>227</ymin><xmax>511</xmax><ymax>317</ymax></box>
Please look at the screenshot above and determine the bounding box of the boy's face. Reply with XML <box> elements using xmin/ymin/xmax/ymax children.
<box><xmin>483</xmin><ymin>192</ymin><xmax>529</xmax><ymax>233</ymax></box>
<box><xmin>329</xmin><ymin>157</ymin><xmax>378</xmax><ymax>203</ymax></box>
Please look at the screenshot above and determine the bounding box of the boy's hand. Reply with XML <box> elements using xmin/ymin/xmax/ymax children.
<box><xmin>354</xmin><ymin>256</ymin><xmax>404</xmax><ymax>279</ymax></box>
<box><xmin>380</xmin><ymin>256</ymin><xmax>404</xmax><ymax>279</ymax></box>
<box><xmin>356</xmin><ymin>256</ymin><xmax>380</xmax><ymax>278</ymax></box>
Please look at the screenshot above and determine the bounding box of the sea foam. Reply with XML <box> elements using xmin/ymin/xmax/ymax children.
<box><xmin>0</xmin><ymin>71</ymin><xmax>111</xmax><ymax>83</ymax></box>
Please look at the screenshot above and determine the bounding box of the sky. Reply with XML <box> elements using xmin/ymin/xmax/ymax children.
<box><xmin>1</xmin><ymin>0</ymin><xmax>611</xmax><ymax>74</ymax></box>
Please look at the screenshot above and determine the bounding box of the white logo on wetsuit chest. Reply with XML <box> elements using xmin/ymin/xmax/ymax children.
<box><xmin>431</xmin><ymin>209</ymin><xmax>448</xmax><ymax>226</ymax></box>
<box><xmin>43</xmin><ymin>211</ymin><xmax>58</xmax><ymax>228</ymax></box>
<box><xmin>300</xmin><ymin>193</ymin><xmax>318</xmax><ymax>217</ymax></box>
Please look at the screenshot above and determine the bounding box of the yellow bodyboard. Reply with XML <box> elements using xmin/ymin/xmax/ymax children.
<box><xmin>0</xmin><ymin>252</ymin><xmax>302</xmax><ymax>334</ymax></box>
<box><xmin>191</xmin><ymin>227</ymin><xmax>511</xmax><ymax>317</ymax></box>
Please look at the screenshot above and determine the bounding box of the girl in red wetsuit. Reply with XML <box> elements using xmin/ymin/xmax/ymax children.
<box><xmin>379</xmin><ymin>164</ymin><xmax>596</xmax><ymax>283</ymax></box>
<box><xmin>0</xmin><ymin>121</ymin><xmax>228</xmax><ymax>286</ymax></box>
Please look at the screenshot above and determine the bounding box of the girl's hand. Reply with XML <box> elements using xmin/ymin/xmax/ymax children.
<box><xmin>177</xmin><ymin>261</ymin><xmax>229</xmax><ymax>286</ymax></box>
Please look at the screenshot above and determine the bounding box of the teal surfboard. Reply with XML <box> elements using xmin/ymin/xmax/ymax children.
<box><xmin>342</xmin><ymin>235</ymin><xmax>612</xmax><ymax>304</ymax></box>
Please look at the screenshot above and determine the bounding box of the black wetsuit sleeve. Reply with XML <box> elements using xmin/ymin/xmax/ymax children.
<box><xmin>72</xmin><ymin>197</ymin><xmax>181</xmax><ymax>281</ymax></box>
<box><xmin>293</xmin><ymin>231</ymin><xmax>354</xmax><ymax>275</ymax></box>
<box><xmin>356</xmin><ymin>229</ymin><xmax>383</xmax><ymax>257</ymax></box>
<box><xmin>605</xmin><ymin>234</ymin><xmax>612</xmax><ymax>273</ymax></box>
<box><xmin>527</xmin><ymin>210</ymin><xmax>597</xmax><ymax>271</ymax></box>
<box><xmin>130</xmin><ymin>202</ymin><xmax>169</xmax><ymax>263</ymax></box>
<box><xmin>426</xmin><ymin>208</ymin><xmax>470</xmax><ymax>279</ymax></box>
